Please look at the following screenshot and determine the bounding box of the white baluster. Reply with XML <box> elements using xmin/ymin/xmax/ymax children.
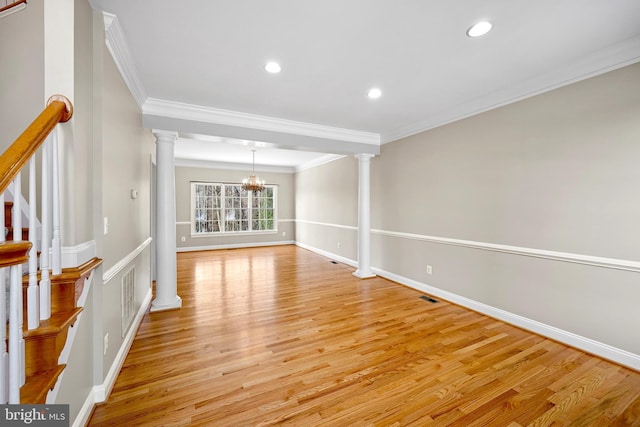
<box><xmin>52</xmin><ymin>130</ymin><xmax>61</xmax><ymax>275</ymax></box>
<box><xmin>0</xmin><ymin>192</ymin><xmax>8</xmax><ymax>404</ymax></box>
<box><xmin>0</xmin><ymin>264</ymin><xmax>6</xmax><ymax>404</ymax></box>
<box><xmin>27</xmin><ymin>158</ymin><xmax>39</xmax><ymax>329</ymax></box>
<box><xmin>11</xmin><ymin>174</ymin><xmax>25</xmax><ymax>389</ymax></box>
<box><xmin>8</xmin><ymin>263</ymin><xmax>24</xmax><ymax>403</ymax></box>
<box><xmin>40</xmin><ymin>139</ymin><xmax>51</xmax><ymax>320</ymax></box>
<box><xmin>13</xmin><ymin>172</ymin><xmax>21</xmax><ymax>242</ymax></box>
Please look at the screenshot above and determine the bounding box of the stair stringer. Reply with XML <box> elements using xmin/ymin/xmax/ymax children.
<box><xmin>45</xmin><ymin>258</ymin><xmax>103</xmax><ymax>404</ymax></box>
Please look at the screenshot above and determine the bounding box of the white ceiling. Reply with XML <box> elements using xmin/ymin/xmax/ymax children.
<box><xmin>89</xmin><ymin>0</ymin><xmax>640</xmax><ymax>170</ymax></box>
<box><xmin>173</xmin><ymin>134</ymin><xmax>342</xmax><ymax>173</ymax></box>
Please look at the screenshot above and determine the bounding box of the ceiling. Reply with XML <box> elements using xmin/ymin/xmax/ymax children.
<box><xmin>89</xmin><ymin>0</ymin><xmax>640</xmax><ymax>171</ymax></box>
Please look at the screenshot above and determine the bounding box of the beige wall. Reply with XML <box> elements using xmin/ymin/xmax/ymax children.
<box><xmin>373</xmin><ymin>64</ymin><xmax>640</xmax><ymax>259</ymax></box>
<box><xmin>51</xmin><ymin>0</ymin><xmax>96</xmax><ymax>419</ymax></box>
<box><xmin>295</xmin><ymin>156</ymin><xmax>358</xmax><ymax>225</ymax></box>
<box><xmin>55</xmin><ymin>3</ymin><xmax>154</xmax><ymax>422</ymax></box>
<box><xmin>0</xmin><ymin>0</ymin><xmax>44</xmax><ymax>149</ymax></box>
<box><xmin>175</xmin><ymin>165</ymin><xmax>295</xmax><ymax>249</ymax></box>
<box><xmin>97</xmin><ymin>4</ymin><xmax>154</xmax><ymax>398</ymax></box>
<box><xmin>371</xmin><ymin>62</ymin><xmax>640</xmax><ymax>356</ymax></box>
<box><xmin>101</xmin><ymin>54</ymin><xmax>154</xmax><ymax>269</ymax></box>
<box><xmin>67</xmin><ymin>0</ymin><xmax>96</xmax><ymax>244</ymax></box>
<box><xmin>294</xmin><ymin>156</ymin><xmax>359</xmax><ymax>260</ymax></box>
<box><xmin>296</xmin><ymin>63</ymin><xmax>640</xmax><ymax>358</ymax></box>
<box><xmin>0</xmin><ymin>0</ymin><xmax>103</xmax><ymax>247</ymax></box>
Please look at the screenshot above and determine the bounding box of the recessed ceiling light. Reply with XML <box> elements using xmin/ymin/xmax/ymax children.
<box><xmin>368</xmin><ymin>88</ymin><xmax>382</xmax><ymax>99</ymax></box>
<box><xmin>466</xmin><ymin>21</ymin><xmax>493</xmax><ymax>38</ymax></box>
<box><xmin>265</xmin><ymin>61</ymin><xmax>282</xmax><ymax>73</ymax></box>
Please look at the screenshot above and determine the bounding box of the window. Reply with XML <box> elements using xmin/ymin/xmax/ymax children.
<box><xmin>191</xmin><ymin>182</ymin><xmax>276</xmax><ymax>235</ymax></box>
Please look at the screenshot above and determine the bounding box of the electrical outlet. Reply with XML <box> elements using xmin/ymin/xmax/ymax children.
<box><xmin>181</xmin><ymin>236</ymin><xmax>186</xmax><ymax>242</ymax></box>
<box><xmin>337</xmin><ymin>242</ymin><xmax>341</xmax><ymax>249</ymax></box>
<box><xmin>282</xmin><ymin>231</ymin><xmax>286</xmax><ymax>237</ymax></box>
<box><xmin>104</xmin><ymin>333</ymin><xmax>109</xmax><ymax>355</ymax></box>
<box><xmin>427</xmin><ymin>265</ymin><xmax>433</xmax><ymax>275</ymax></box>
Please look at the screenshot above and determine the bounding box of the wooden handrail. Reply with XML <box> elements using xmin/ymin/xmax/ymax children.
<box><xmin>0</xmin><ymin>0</ymin><xmax>27</xmax><ymax>14</ymax></box>
<box><xmin>0</xmin><ymin>241</ymin><xmax>31</xmax><ymax>268</ymax></box>
<box><xmin>0</xmin><ymin>95</ymin><xmax>72</xmax><ymax>194</ymax></box>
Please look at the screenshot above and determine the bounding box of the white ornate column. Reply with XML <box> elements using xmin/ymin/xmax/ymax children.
<box><xmin>151</xmin><ymin>130</ymin><xmax>182</xmax><ymax>311</ymax></box>
<box><xmin>353</xmin><ymin>153</ymin><xmax>376</xmax><ymax>279</ymax></box>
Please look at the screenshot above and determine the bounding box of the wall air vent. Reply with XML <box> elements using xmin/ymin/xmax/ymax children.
<box><xmin>121</xmin><ymin>266</ymin><xmax>135</xmax><ymax>337</ymax></box>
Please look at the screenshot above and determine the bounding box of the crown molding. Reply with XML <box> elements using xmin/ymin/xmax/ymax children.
<box><xmin>382</xmin><ymin>35</ymin><xmax>640</xmax><ymax>144</ymax></box>
<box><xmin>295</xmin><ymin>154</ymin><xmax>346</xmax><ymax>172</ymax></box>
<box><xmin>96</xmin><ymin>9</ymin><xmax>639</xmax><ymax>148</ymax></box>
<box><xmin>101</xmin><ymin>12</ymin><xmax>147</xmax><ymax>108</ymax></box>
<box><xmin>143</xmin><ymin>98</ymin><xmax>380</xmax><ymax>146</ymax></box>
<box><xmin>174</xmin><ymin>158</ymin><xmax>294</xmax><ymax>174</ymax></box>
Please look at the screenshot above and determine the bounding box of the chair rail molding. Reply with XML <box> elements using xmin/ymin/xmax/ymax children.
<box><xmin>371</xmin><ymin>228</ymin><xmax>640</xmax><ymax>273</ymax></box>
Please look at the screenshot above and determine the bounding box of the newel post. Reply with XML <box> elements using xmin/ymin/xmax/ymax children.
<box><xmin>151</xmin><ymin>130</ymin><xmax>182</xmax><ymax>312</ymax></box>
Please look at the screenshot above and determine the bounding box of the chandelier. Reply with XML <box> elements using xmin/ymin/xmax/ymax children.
<box><xmin>242</xmin><ymin>150</ymin><xmax>265</xmax><ymax>192</ymax></box>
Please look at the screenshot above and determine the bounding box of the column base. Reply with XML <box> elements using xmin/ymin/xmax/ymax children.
<box><xmin>150</xmin><ymin>295</ymin><xmax>182</xmax><ymax>312</ymax></box>
<box><xmin>353</xmin><ymin>269</ymin><xmax>376</xmax><ymax>279</ymax></box>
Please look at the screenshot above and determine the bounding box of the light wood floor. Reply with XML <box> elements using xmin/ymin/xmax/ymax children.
<box><xmin>89</xmin><ymin>245</ymin><xmax>640</xmax><ymax>426</ymax></box>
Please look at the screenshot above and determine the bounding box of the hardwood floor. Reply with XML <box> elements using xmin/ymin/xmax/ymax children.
<box><xmin>88</xmin><ymin>245</ymin><xmax>640</xmax><ymax>426</ymax></box>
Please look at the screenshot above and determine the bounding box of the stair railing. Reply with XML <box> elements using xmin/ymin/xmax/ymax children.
<box><xmin>0</xmin><ymin>0</ymin><xmax>26</xmax><ymax>19</ymax></box>
<box><xmin>0</xmin><ymin>0</ymin><xmax>26</xmax><ymax>13</ymax></box>
<box><xmin>0</xmin><ymin>94</ymin><xmax>72</xmax><ymax>404</ymax></box>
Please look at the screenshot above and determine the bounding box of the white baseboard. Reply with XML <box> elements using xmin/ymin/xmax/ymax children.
<box><xmin>176</xmin><ymin>240</ymin><xmax>295</xmax><ymax>252</ymax></box>
<box><xmin>61</xmin><ymin>241</ymin><xmax>97</xmax><ymax>269</ymax></box>
<box><xmin>73</xmin><ymin>288</ymin><xmax>152</xmax><ymax>427</ymax></box>
<box><xmin>72</xmin><ymin>386</ymin><xmax>97</xmax><ymax>427</ymax></box>
<box><xmin>296</xmin><ymin>241</ymin><xmax>640</xmax><ymax>372</ymax></box>
<box><xmin>374</xmin><ymin>267</ymin><xmax>640</xmax><ymax>371</ymax></box>
<box><xmin>294</xmin><ymin>241</ymin><xmax>357</xmax><ymax>268</ymax></box>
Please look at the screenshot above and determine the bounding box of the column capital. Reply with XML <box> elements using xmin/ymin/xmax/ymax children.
<box><xmin>152</xmin><ymin>129</ymin><xmax>178</xmax><ymax>142</ymax></box>
<box><xmin>355</xmin><ymin>153</ymin><xmax>375</xmax><ymax>162</ymax></box>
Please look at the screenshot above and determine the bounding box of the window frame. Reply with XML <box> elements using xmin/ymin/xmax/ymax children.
<box><xmin>190</xmin><ymin>181</ymin><xmax>278</xmax><ymax>236</ymax></box>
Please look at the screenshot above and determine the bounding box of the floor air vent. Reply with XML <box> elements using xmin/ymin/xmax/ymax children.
<box><xmin>121</xmin><ymin>266</ymin><xmax>135</xmax><ymax>337</ymax></box>
<box><xmin>420</xmin><ymin>295</ymin><xmax>439</xmax><ymax>303</ymax></box>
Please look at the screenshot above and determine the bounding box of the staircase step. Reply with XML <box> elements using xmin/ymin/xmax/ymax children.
<box><xmin>23</xmin><ymin>273</ymin><xmax>80</xmax><ymax>315</ymax></box>
<box><xmin>22</xmin><ymin>308</ymin><xmax>83</xmax><ymax>376</ymax></box>
<box><xmin>20</xmin><ymin>365</ymin><xmax>66</xmax><ymax>404</ymax></box>
<box><xmin>5</xmin><ymin>257</ymin><xmax>102</xmax><ymax>405</ymax></box>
